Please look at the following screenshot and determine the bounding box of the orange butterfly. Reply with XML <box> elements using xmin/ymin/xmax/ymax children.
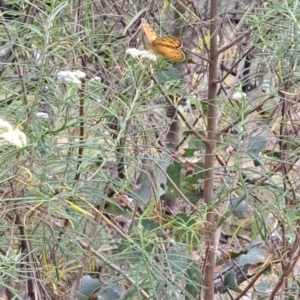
<box><xmin>141</xmin><ymin>18</ymin><xmax>185</xmax><ymax>61</ymax></box>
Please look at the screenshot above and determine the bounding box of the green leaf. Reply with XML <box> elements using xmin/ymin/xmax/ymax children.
<box><xmin>133</xmin><ymin>172</ymin><xmax>153</xmax><ymax>204</ymax></box>
<box><xmin>174</xmin><ymin>214</ymin><xmax>196</xmax><ymax>227</ymax></box>
<box><xmin>187</xmin><ymin>137</ymin><xmax>206</xmax><ymax>151</ymax></box>
<box><xmin>166</xmin><ymin>161</ymin><xmax>182</xmax><ymax>198</ymax></box>
<box><xmin>117</xmin><ymin>228</ymin><xmax>158</xmax><ymax>263</ymax></box>
<box><xmin>78</xmin><ymin>275</ymin><xmax>100</xmax><ymax>300</ymax></box>
<box><xmin>246</xmin><ymin>135</ymin><xmax>268</xmax><ymax>166</ymax></box>
<box><xmin>168</xmin><ymin>248</ymin><xmax>189</xmax><ymax>273</ymax></box>
<box><xmin>229</xmin><ymin>198</ymin><xmax>253</xmax><ymax>220</ymax></box>
<box><xmin>156</xmin><ymin>66</ymin><xmax>184</xmax><ymax>84</ymax></box>
<box><xmin>252</xmin><ymin>278</ymin><xmax>274</xmax><ymax>298</ymax></box>
<box><xmin>117</xmin><ymin>240</ymin><xmax>142</xmax><ymax>263</ymax></box>
<box><xmin>223</xmin><ymin>270</ymin><xmax>242</xmax><ymax>292</ymax></box>
<box><xmin>183</xmin><ymin>163</ymin><xmax>204</xmax><ymax>186</ymax></box>
<box><xmin>139</xmin><ymin>218</ymin><xmax>160</xmax><ymax>232</ymax></box>
<box><xmin>239</xmin><ymin>247</ymin><xmax>268</xmax><ymax>266</ymax></box>
<box><xmin>134</xmin><ymin>153</ymin><xmax>171</xmax><ymax>203</ymax></box>
<box><xmin>184</xmin><ymin>191</ymin><xmax>203</xmax><ymax>204</ymax></box>
<box><xmin>141</xmin><ymin>201</ymin><xmax>156</xmax><ymax>218</ymax></box>
<box><xmin>106</xmin><ymin>204</ymin><xmax>131</xmax><ymax>221</ymax></box>
<box><xmin>185</xmin><ymin>262</ymin><xmax>201</xmax><ymax>299</ymax></box>
<box><xmin>173</xmin><ymin>214</ymin><xmax>198</xmax><ymax>244</ymax></box>
<box><xmin>93</xmin><ymin>283</ymin><xmax>123</xmax><ymax>300</ymax></box>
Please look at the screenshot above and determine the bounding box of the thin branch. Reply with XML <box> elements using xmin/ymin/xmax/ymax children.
<box><xmin>214</xmin><ymin>45</ymin><xmax>254</xmax><ymax>84</ymax></box>
<box><xmin>78</xmin><ymin>240</ymin><xmax>150</xmax><ymax>299</ymax></box>
<box><xmin>269</xmin><ymin>234</ymin><xmax>300</xmax><ymax>299</ymax></box>
<box><xmin>151</xmin><ymin>75</ymin><xmax>208</xmax><ymax>144</ymax></box>
<box><xmin>218</xmin><ymin>30</ymin><xmax>251</xmax><ymax>55</ymax></box>
<box><xmin>218</xmin><ymin>1</ymin><xmax>258</xmax><ymax>55</ymax></box>
<box><xmin>233</xmin><ymin>261</ymin><xmax>271</xmax><ymax>300</ymax></box>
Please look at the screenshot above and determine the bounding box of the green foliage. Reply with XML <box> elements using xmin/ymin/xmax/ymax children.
<box><xmin>1</xmin><ymin>0</ymin><xmax>300</xmax><ymax>299</ymax></box>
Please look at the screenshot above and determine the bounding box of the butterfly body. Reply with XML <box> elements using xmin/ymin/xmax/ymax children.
<box><xmin>141</xmin><ymin>18</ymin><xmax>185</xmax><ymax>61</ymax></box>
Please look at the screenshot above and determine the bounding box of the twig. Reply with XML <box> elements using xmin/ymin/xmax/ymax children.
<box><xmin>78</xmin><ymin>240</ymin><xmax>150</xmax><ymax>299</ymax></box>
<box><xmin>233</xmin><ymin>261</ymin><xmax>271</xmax><ymax>300</ymax></box>
<box><xmin>151</xmin><ymin>75</ymin><xmax>208</xmax><ymax>145</ymax></box>
<box><xmin>269</xmin><ymin>234</ymin><xmax>300</xmax><ymax>299</ymax></box>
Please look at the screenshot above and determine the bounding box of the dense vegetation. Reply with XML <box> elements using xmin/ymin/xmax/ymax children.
<box><xmin>1</xmin><ymin>0</ymin><xmax>300</xmax><ymax>299</ymax></box>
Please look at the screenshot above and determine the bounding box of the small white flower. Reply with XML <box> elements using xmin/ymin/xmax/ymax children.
<box><xmin>126</xmin><ymin>48</ymin><xmax>157</xmax><ymax>61</ymax></box>
<box><xmin>0</xmin><ymin>48</ymin><xmax>9</xmax><ymax>57</ymax></box>
<box><xmin>90</xmin><ymin>76</ymin><xmax>102</xmax><ymax>82</ymax></box>
<box><xmin>36</xmin><ymin>112</ymin><xmax>49</xmax><ymax>119</ymax></box>
<box><xmin>88</xmin><ymin>76</ymin><xmax>102</xmax><ymax>88</ymax></box>
<box><xmin>57</xmin><ymin>70</ymin><xmax>86</xmax><ymax>86</ymax></box>
<box><xmin>232</xmin><ymin>92</ymin><xmax>247</xmax><ymax>101</ymax></box>
<box><xmin>73</xmin><ymin>70</ymin><xmax>86</xmax><ymax>79</ymax></box>
<box><xmin>0</xmin><ymin>119</ymin><xmax>13</xmax><ymax>132</ymax></box>
<box><xmin>0</xmin><ymin>119</ymin><xmax>27</xmax><ymax>148</ymax></box>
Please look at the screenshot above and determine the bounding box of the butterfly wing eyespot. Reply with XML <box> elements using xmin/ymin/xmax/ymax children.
<box><xmin>141</xmin><ymin>18</ymin><xmax>185</xmax><ymax>61</ymax></box>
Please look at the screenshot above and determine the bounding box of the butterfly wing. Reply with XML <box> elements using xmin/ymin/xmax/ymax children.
<box><xmin>151</xmin><ymin>44</ymin><xmax>185</xmax><ymax>61</ymax></box>
<box><xmin>141</xmin><ymin>19</ymin><xmax>185</xmax><ymax>61</ymax></box>
<box><xmin>141</xmin><ymin>18</ymin><xmax>157</xmax><ymax>43</ymax></box>
<box><xmin>152</xmin><ymin>37</ymin><xmax>184</xmax><ymax>61</ymax></box>
<box><xmin>152</xmin><ymin>37</ymin><xmax>183</xmax><ymax>49</ymax></box>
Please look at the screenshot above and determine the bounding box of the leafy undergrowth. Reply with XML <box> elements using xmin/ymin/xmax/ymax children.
<box><xmin>1</xmin><ymin>0</ymin><xmax>300</xmax><ymax>299</ymax></box>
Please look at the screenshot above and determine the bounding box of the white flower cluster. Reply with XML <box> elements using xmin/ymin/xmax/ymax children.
<box><xmin>232</xmin><ymin>91</ymin><xmax>247</xmax><ymax>101</ymax></box>
<box><xmin>126</xmin><ymin>48</ymin><xmax>157</xmax><ymax>61</ymax></box>
<box><xmin>0</xmin><ymin>119</ymin><xmax>27</xmax><ymax>148</ymax></box>
<box><xmin>57</xmin><ymin>70</ymin><xmax>86</xmax><ymax>86</ymax></box>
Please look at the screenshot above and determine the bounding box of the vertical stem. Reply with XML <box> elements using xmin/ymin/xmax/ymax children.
<box><xmin>203</xmin><ymin>0</ymin><xmax>219</xmax><ymax>299</ymax></box>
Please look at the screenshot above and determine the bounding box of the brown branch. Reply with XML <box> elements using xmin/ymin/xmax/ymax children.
<box><xmin>202</xmin><ymin>0</ymin><xmax>219</xmax><ymax>299</ymax></box>
<box><xmin>74</xmin><ymin>0</ymin><xmax>86</xmax><ymax>181</ymax></box>
<box><xmin>214</xmin><ymin>45</ymin><xmax>254</xmax><ymax>84</ymax></box>
<box><xmin>218</xmin><ymin>1</ymin><xmax>258</xmax><ymax>55</ymax></box>
<box><xmin>269</xmin><ymin>234</ymin><xmax>300</xmax><ymax>299</ymax></box>
<box><xmin>218</xmin><ymin>30</ymin><xmax>251</xmax><ymax>55</ymax></box>
<box><xmin>217</xmin><ymin>95</ymin><xmax>276</xmax><ymax>135</ymax></box>
<box><xmin>233</xmin><ymin>261</ymin><xmax>271</xmax><ymax>300</ymax></box>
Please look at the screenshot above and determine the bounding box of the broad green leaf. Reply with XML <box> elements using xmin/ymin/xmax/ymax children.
<box><xmin>139</xmin><ymin>218</ymin><xmax>160</xmax><ymax>232</ymax></box>
<box><xmin>78</xmin><ymin>275</ymin><xmax>100</xmax><ymax>300</ymax></box>
<box><xmin>134</xmin><ymin>153</ymin><xmax>171</xmax><ymax>203</ymax></box>
<box><xmin>223</xmin><ymin>271</ymin><xmax>242</xmax><ymax>292</ymax></box>
<box><xmin>166</xmin><ymin>161</ymin><xmax>182</xmax><ymax>198</ymax></box>
<box><xmin>94</xmin><ymin>283</ymin><xmax>123</xmax><ymax>300</ymax></box>
<box><xmin>156</xmin><ymin>66</ymin><xmax>184</xmax><ymax>84</ymax></box>
<box><xmin>246</xmin><ymin>134</ymin><xmax>268</xmax><ymax>167</ymax></box>
<box><xmin>229</xmin><ymin>198</ymin><xmax>253</xmax><ymax>220</ymax></box>
<box><xmin>239</xmin><ymin>247</ymin><xmax>268</xmax><ymax>266</ymax></box>
<box><xmin>185</xmin><ymin>262</ymin><xmax>201</xmax><ymax>299</ymax></box>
